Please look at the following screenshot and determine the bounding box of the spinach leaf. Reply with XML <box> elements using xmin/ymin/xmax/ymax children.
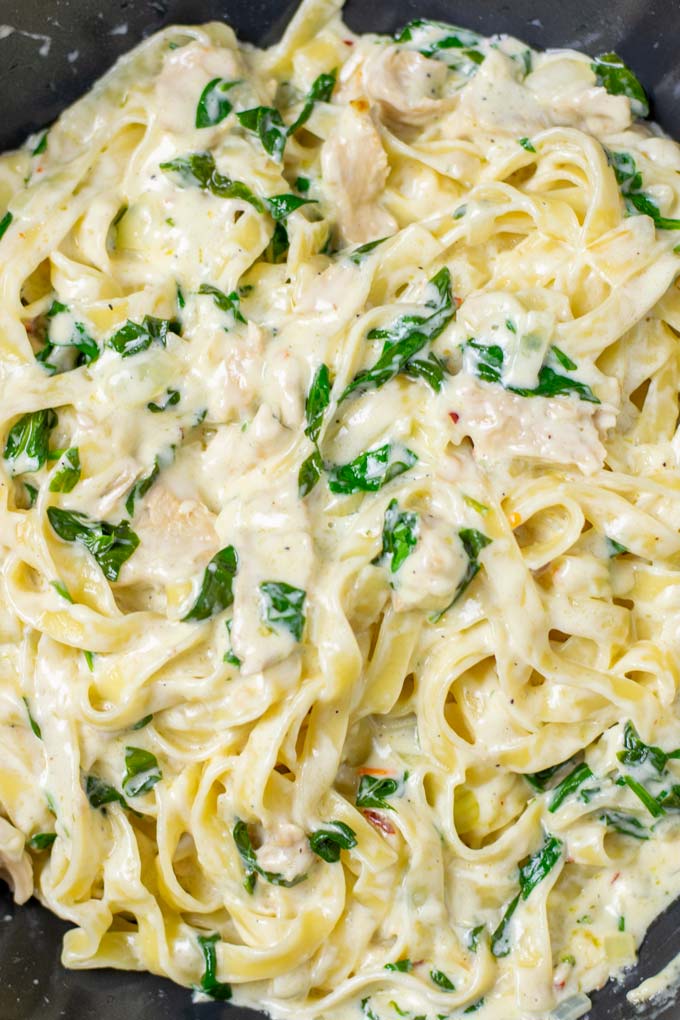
<box><xmin>518</xmin><ymin>137</ymin><xmax>536</xmax><ymax>153</ymax></box>
<box><xmin>125</xmin><ymin>460</ymin><xmax>160</xmax><ymax>517</ymax></box>
<box><xmin>347</xmin><ymin>236</ymin><xmax>389</xmax><ymax>265</ymax></box>
<box><xmin>0</xmin><ymin>210</ymin><xmax>13</xmax><ymax>240</ymax></box>
<box><xmin>295</xmin><ymin>176</ymin><xmax>311</xmax><ymax>193</ymax></box>
<box><xmin>384</xmin><ymin>959</ymin><xmax>412</xmax><ymax>973</ymax></box>
<box><xmin>22</xmin><ymin>697</ymin><xmax>42</xmax><ymax>739</ymax></box>
<box><xmin>548</xmin><ymin>763</ymin><xmax>594</xmax><ymax>813</ymax></box>
<box><xmin>373</xmin><ymin>499</ymin><xmax>419</xmax><ymax>573</ymax></box>
<box><xmin>600</xmin><ymin>809</ymin><xmax>648</xmax><ymax>839</ymax></box>
<box><xmin>83</xmin><ymin>650</ymin><xmax>95</xmax><ymax>672</ymax></box>
<box><xmin>32</xmin><ymin>131</ymin><xmax>48</xmax><ymax>156</ymax></box>
<box><xmin>617</xmin><ymin>721</ymin><xmax>680</xmax><ymax>773</ymax></box>
<box><xmin>43</xmin><ymin>300</ymin><xmax>100</xmax><ymax>370</ymax></box>
<box><xmin>131</xmin><ymin>714</ymin><xmax>153</xmax><ymax>731</ymax></box>
<box><xmin>609</xmin><ymin>150</ymin><xmax>680</xmax><ymax>229</ymax></box>
<box><xmin>591</xmin><ymin>53</ymin><xmax>649</xmax><ymax>118</ymax></box>
<box><xmin>463</xmin><ymin>339</ymin><xmax>600</xmax><ymax>403</ymax></box>
<box><xmin>232</xmin><ymin>819</ymin><xmax>308</xmax><ymax>893</ymax></box>
<box><xmin>298</xmin><ymin>447</ymin><xmax>324</xmax><ymax>498</ymax></box>
<box><xmin>403</xmin><ymin>351</ymin><xmax>449</xmax><ymax>392</ymax></box>
<box><xmin>198</xmin><ymin>283</ymin><xmax>246</xmax><ymax>323</ymax></box>
<box><xmin>122</xmin><ymin>746</ymin><xmax>162</xmax><ymax>797</ymax></box>
<box><xmin>47</xmin><ymin>508</ymin><xmax>140</xmax><ymax>581</ymax></box>
<box><xmin>430</xmin><ymin>528</ymin><xmax>491</xmax><ymax>623</ymax></box>
<box><xmin>265</xmin><ymin>194</ymin><xmax>315</xmax><ymax>221</ymax></box>
<box><xmin>195</xmin><ymin>77</ymin><xmax>240</xmax><ymax>128</ymax></box>
<box><xmin>27</xmin><ymin>832</ymin><xmax>56</xmax><ymax>851</ymax></box>
<box><xmin>328</xmin><ymin>443</ymin><xmax>417</xmax><ymax>495</ymax></box>
<box><xmin>657</xmin><ymin>786</ymin><xmax>680</xmax><ymax>811</ymax></box>
<box><xmin>308</xmin><ymin>821</ymin><xmax>357</xmax><ymax>862</ymax></box>
<box><xmin>492</xmin><ymin>835</ymin><xmax>563</xmax><ymax>957</ymax></box>
<box><xmin>552</xmin><ymin>345</ymin><xmax>577</xmax><ymax>371</ymax></box>
<box><xmin>288</xmin><ymin>70</ymin><xmax>337</xmax><ymax>133</ymax></box>
<box><xmin>356</xmin><ymin>774</ymin><xmax>405</xmax><ymax>810</ymax></box>
<box><xmin>467</xmin><ymin>924</ymin><xmax>486</xmax><ymax>952</ymax></box>
<box><xmin>518</xmin><ymin>834</ymin><xmax>563</xmax><ymax>898</ymax></box>
<box><xmin>51</xmin><ymin>580</ymin><xmax>73</xmax><ymax>602</ymax></box>
<box><xmin>341</xmin><ymin>267</ymin><xmax>454</xmax><ymax>400</ymax></box>
<box><xmin>524</xmin><ymin>755</ymin><xmax>577</xmax><ymax>792</ymax></box>
<box><xmin>237</xmin><ymin>106</ymin><xmax>288</xmax><ymax>161</ymax></box>
<box><xmin>223</xmin><ymin>619</ymin><xmax>241</xmax><ymax>667</ymax></box>
<box><xmin>430</xmin><ymin>969</ymin><xmax>455</xmax><ymax>991</ymax></box>
<box><xmin>304</xmin><ymin>364</ymin><xmax>331</xmax><ymax>444</ymax></box>
<box><xmin>196</xmin><ymin>933</ymin><xmax>232</xmax><ymax>1001</ymax></box>
<box><xmin>4</xmin><ymin>409</ymin><xmax>57</xmax><ymax>475</ymax></box>
<box><xmin>148</xmin><ymin>389</ymin><xmax>180</xmax><ymax>413</ymax></box>
<box><xmin>48</xmin><ymin>447</ymin><xmax>81</xmax><ymax>493</ymax></box>
<box><xmin>84</xmin><ymin>773</ymin><xmax>127</xmax><ymax>812</ymax></box>
<box><xmin>361</xmin><ymin>998</ymin><xmax>380</xmax><ymax>1020</ymax></box>
<box><xmin>394</xmin><ymin>19</ymin><xmax>484</xmax><ymax>73</ymax></box>
<box><xmin>108</xmin><ymin>315</ymin><xmax>181</xmax><ymax>357</ymax></box>
<box><xmin>182</xmin><ymin>546</ymin><xmax>238</xmax><ymax>622</ymax></box>
<box><xmin>259</xmin><ymin>581</ymin><xmax>306</xmax><ymax>641</ymax></box>
<box><xmin>606</xmin><ymin>536</ymin><xmax>628</xmax><ymax>557</ymax></box>
<box><xmin>616</xmin><ymin>773</ymin><xmax>666</xmax><ymax>818</ymax></box>
<box><xmin>464</xmin><ymin>998</ymin><xmax>486</xmax><ymax>1013</ymax></box>
<box><xmin>268</xmin><ymin>220</ymin><xmax>290</xmax><ymax>263</ymax></box>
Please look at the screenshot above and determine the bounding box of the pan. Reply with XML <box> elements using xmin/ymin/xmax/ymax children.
<box><xmin>0</xmin><ymin>1</ymin><xmax>679</xmax><ymax>1018</ymax></box>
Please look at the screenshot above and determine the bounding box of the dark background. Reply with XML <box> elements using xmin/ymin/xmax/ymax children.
<box><xmin>1</xmin><ymin>0</ymin><xmax>680</xmax><ymax>1018</ymax></box>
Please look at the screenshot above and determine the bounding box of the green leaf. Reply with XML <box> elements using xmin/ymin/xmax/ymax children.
<box><xmin>237</xmin><ymin>106</ymin><xmax>288</xmax><ymax>161</ymax></box>
<box><xmin>373</xmin><ymin>499</ymin><xmax>419</xmax><ymax>573</ymax></box>
<box><xmin>518</xmin><ymin>137</ymin><xmax>536</xmax><ymax>152</ymax></box>
<box><xmin>356</xmin><ymin>773</ymin><xmax>405</xmax><ymax>810</ymax></box>
<box><xmin>0</xmin><ymin>210</ymin><xmax>13</xmax><ymax>241</ymax></box>
<box><xmin>233</xmin><ymin>819</ymin><xmax>307</xmax><ymax>892</ymax></box>
<box><xmin>46</xmin><ymin>300</ymin><xmax>100</xmax><ymax>366</ymax></box>
<box><xmin>47</xmin><ymin>507</ymin><xmax>140</xmax><ymax>581</ymax></box>
<box><xmin>518</xmin><ymin>834</ymin><xmax>563</xmax><ymax>899</ymax></box>
<box><xmin>83</xmin><ymin>650</ymin><xmax>95</xmax><ymax>672</ymax></box>
<box><xmin>24</xmin><ymin>482</ymin><xmax>39</xmax><ymax>507</ymax></box>
<box><xmin>160</xmin><ymin>152</ymin><xmax>265</xmax><ymax>212</ymax></box>
<box><xmin>600</xmin><ymin>809</ymin><xmax>648</xmax><ymax>839</ymax></box>
<box><xmin>195</xmin><ymin>77</ymin><xmax>240</xmax><ymax>128</ymax></box>
<box><xmin>299</xmin><ymin>447</ymin><xmax>324</xmax><ymax>498</ymax></box>
<box><xmin>395</xmin><ymin>19</ymin><xmax>484</xmax><ymax>74</ymax></box>
<box><xmin>125</xmin><ymin>459</ymin><xmax>160</xmax><ymax>517</ymax></box>
<box><xmin>223</xmin><ymin>619</ymin><xmax>241</xmax><ymax>667</ymax></box>
<box><xmin>198</xmin><ymin>283</ymin><xmax>246</xmax><ymax>323</ymax></box>
<box><xmin>430</xmin><ymin>968</ymin><xmax>455</xmax><ymax>991</ymax></box>
<box><xmin>264</xmin><ymin>193</ymin><xmax>316</xmax><ymax>221</ymax></box>
<box><xmin>131</xmin><ymin>714</ymin><xmax>153</xmax><ymax>731</ymax></box>
<box><xmin>328</xmin><ymin>443</ymin><xmax>417</xmax><ymax>495</ymax></box>
<box><xmin>548</xmin><ymin>763</ymin><xmax>594</xmax><ymax>812</ymax></box>
<box><xmin>48</xmin><ymin>447</ymin><xmax>81</xmax><ymax>493</ymax></box>
<box><xmin>402</xmin><ymin>352</ymin><xmax>449</xmax><ymax>392</ymax></box>
<box><xmin>591</xmin><ymin>53</ymin><xmax>649</xmax><ymax>118</ymax></box>
<box><xmin>4</xmin><ymin>409</ymin><xmax>58</xmax><ymax>475</ymax></box>
<box><xmin>342</xmin><ymin>267</ymin><xmax>454</xmax><ymax>400</ymax></box>
<box><xmin>552</xmin><ymin>345</ymin><xmax>577</xmax><ymax>371</ymax></box>
<box><xmin>347</xmin><ymin>237</ymin><xmax>389</xmax><ymax>265</ymax></box>
<box><xmin>268</xmin><ymin>221</ymin><xmax>290</xmax><ymax>263</ymax></box>
<box><xmin>182</xmin><ymin>546</ymin><xmax>238</xmax><ymax>622</ymax></box>
<box><xmin>429</xmin><ymin>528</ymin><xmax>491</xmax><ymax>623</ymax></box>
<box><xmin>361</xmin><ymin>998</ymin><xmax>380</xmax><ymax>1020</ymax></box>
<box><xmin>617</xmin><ymin>720</ymin><xmax>679</xmax><ymax>773</ymax></box>
<box><xmin>657</xmin><ymin>786</ymin><xmax>680</xmax><ymax>811</ymax></box>
<box><xmin>122</xmin><ymin>746</ymin><xmax>162</xmax><ymax>797</ymax></box>
<box><xmin>609</xmin><ymin>150</ymin><xmax>680</xmax><ymax>229</ymax></box>
<box><xmin>50</xmin><ymin>580</ymin><xmax>73</xmax><ymax>602</ymax></box>
<box><xmin>524</xmin><ymin>756</ymin><xmax>577</xmax><ymax>792</ymax></box>
<box><xmin>148</xmin><ymin>389</ymin><xmax>180</xmax><ymax>413</ymax></box>
<box><xmin>295</xmin><ymin>176</ymin><xmax>311</xmax><ymax>193</ymax></box>
<box><xmin>308</xmin><ymin>821</ymin><xmax>357</xmax><ymax>862</ymax></box>
<box><xmin>463</xmin><ymin>340</ymin><xmax>600</xmax><ymax>403</ymax></box>
<box><xmin>467</xmin><ymin>924</ymin><xmax>486</xmax><ymax>952</ymax></box>
<box><xmin>616</xmin><ymin>773</ymin><xmax>666</xmax><ymax>818</ymax></box>
<box><xmin>288</xmin><ymin>70</ymin><xmax>337</xmax><ymax>135</ymax></box>
<box><xmin>84</xmin><ymin>773</ymin><xmax>127</xmax><ymax>812</ymax></box>
<box><xmin>27</xmin><ymin>832</ymin><xmax>56</xmax><ymax>851</ymax></box>
<box><xmin>259</xmin><ymin>581</ymin><xmax>306</xmax><ymax>641</ymax></box>
<box><xmin>196</xmin><ymin>933</ymin><xmax>232</xmax><ymax>1001</ymax></box>
<box><xmin>108</xmin><ymin>315</ymin><xmax>181</xmax><ymax>357</ymax></box>
<box><xmin>491</xmin><ymin>893</ymin><xmax>520</xmax><ymax>957</ymax></box>
<box><xmin>22</xmin><ymin>697</ymin><xmax>42</xmax><ymax>740</ymax></box>
<box><xmin>32</xmin><ymin>131</ymin><xmax>49</xmax><ymax>156</ymax></box>
<box><xmin>384</xmin><ymin>959</ymin><xmax>412</xmax><ymax>973</ymax></box>
<box><xmin>304</xmin><ymin>364</ymin><xmax>331</xmax><ymax>444</ymax></box>
<box><xmin>605</xmin><ymin>536</ymin><xmax>628</xmax><ymax>557</ymax></box>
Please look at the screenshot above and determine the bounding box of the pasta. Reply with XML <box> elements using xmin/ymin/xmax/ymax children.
<box><xmin>2</xmin><ymin>2</ymin><xmax>680</xmax><ymax>1018</ymax></box>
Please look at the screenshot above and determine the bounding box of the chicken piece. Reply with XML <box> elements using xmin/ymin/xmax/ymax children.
<box><xmin>392</xmin><ymin>516</ymin><xmax>468</xmax><ymax>613</ymax></box>
<box><xmin>255</xmin><ymin>822</ymin><xmax>314</xmax><ymax>881</ymax></box>
<box><xmin>119</xmin><ymin>485</ymin><xmax>219</xmax><ymax>586</ymax></box>
<box><xmin>321</xmin><ymin>103</ymin><xmax>397</xmax><ymax>245</ymax></box>
<box><xmin>449</xmin><ymin>374</ymin><xmax>606</xmax><ymax>474</ymax></box>
<box><xmin>155</xmin><ymin>41</ymin><xmax>245</xmax><ymax>134</ymax></box>
<box><xmin>362</xmin><ymin>47</ymin><xmax>450</xmax><ymax>127</ymax></box>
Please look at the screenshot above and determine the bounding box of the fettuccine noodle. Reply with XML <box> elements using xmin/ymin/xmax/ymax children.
<box><xmin>1</xmin><ymin>2</ymin><xmax>680</xmax><ymax>1019</ymax></box>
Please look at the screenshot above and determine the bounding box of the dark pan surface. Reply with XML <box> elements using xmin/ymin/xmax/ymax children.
<box><xmin>1</xmin><ymin>1</ymin><xmax>680</xmax><ymax>1018</ymax></box>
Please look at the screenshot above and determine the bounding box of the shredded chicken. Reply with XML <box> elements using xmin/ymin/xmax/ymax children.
<box><xmin>155</xmin><ymin>41</ymin><xmax>245</xmax><ymax>133</ymax></box>
<box><xmin>392</xmin><ymin>516</ymin><xmax>468</xmax><ymax>613</ymax></box>
<box><xmin>255</xmin><ymin>822</ymin><xmax>314</xmax><ymax>880</ymax></box>
<box><xmin>321</xmin><ymin>103</ymin><xmax>397</xmax><ymax>245</ymax></box>
<box><xmin>449</xmin><ymin>374</ymin><xmax>607</xmax><ymax>473</ymax></box>
<box><xmin>362</xmin><ymin>48</ymin><xmax>451</xmax><ymax>127</ymax></box>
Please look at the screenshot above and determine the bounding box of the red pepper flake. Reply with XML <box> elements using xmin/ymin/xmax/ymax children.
<box><xmin>454</xmin><ymin>296</ymin><xmax>463</xmax><ymax>308</ymax></box>
<box><xmin>554</xmin><ymin>979</ymin><xmax>566</xmax><ymax>990</ymax></box>
<box><xmin>343</xmin><ymin>38</ymin><xmax>354</xmax><ymax>46</ymax></box>
<box><xmin>448</xmin><ymin>411</ymin><xmax>459</xmax><ymax>423</ymax></box>
<box><xmin>611</xmin><ymin>871</ymin><xmax>621</xmax><ymax>884</ymax></box>
<box><xmin>363</xmin><ymin>809</ymin><xmax>395</xmax><ymax>835</ymax></box>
